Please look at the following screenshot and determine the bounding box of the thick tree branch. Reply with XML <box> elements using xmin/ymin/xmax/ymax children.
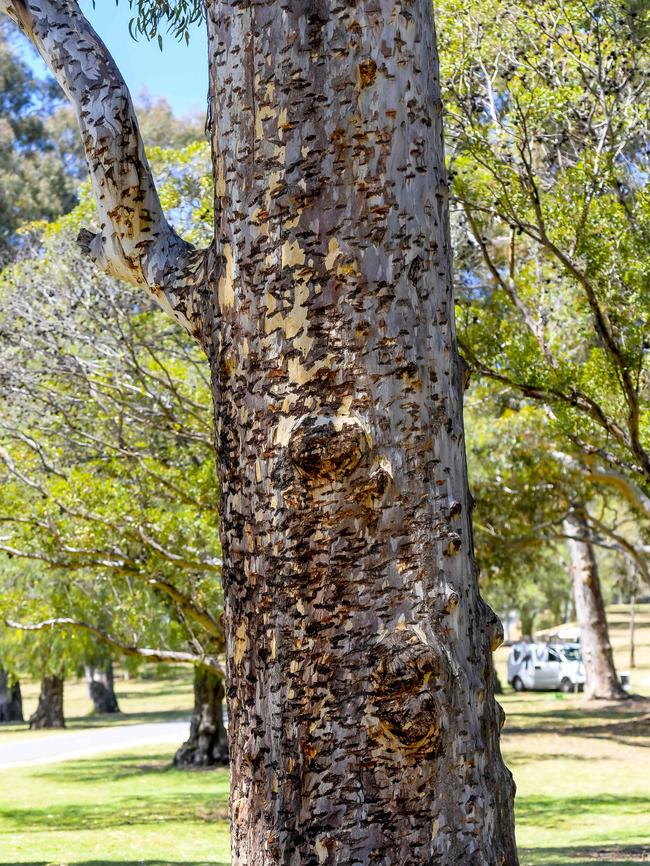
<box><xmin>5</xmin><ymin>617</ymin><xmax>224</xmax><ymax>677</ymax></box>
<box><xmin>147</xmin><ymin>576</ymin><xmax>225</xmax><ymax>646</ymax></box>
<box><xmin>1</xmin><ymin>0</ymin><xmax>213</xmax><ymax>339</ymax></box>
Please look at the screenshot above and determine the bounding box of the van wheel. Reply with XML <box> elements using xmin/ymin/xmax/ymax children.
<box><xmin>560</xmin><ymin>677</ymin><xmax>573</xmax><ymax>693</ymax></box>
<box><xmin>512</xmin><ymin>676</ymin><xmax>525</xmax><ymax>692</ymax></box>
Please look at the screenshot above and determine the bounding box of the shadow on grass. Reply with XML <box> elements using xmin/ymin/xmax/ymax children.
<box><xmin>33</xmin><ymin>754</ymin><xmax>231</xmax><ymax>788</ymax></box>
<box><xmin>0</xmin><ymin>793</ymin><xmax>229</xmax><ymax>832</ymax></box>
<box><xmin>33</xmin><ymin>751</ymin><xmax>183</xmax><ymax>783</ymax></box>
<box><xmin>506</xmin><ymin>750</ymin><xmax>593</xmax><ymax>767</ymax></box>
<box><xmin>1</xmin><ymin>862</ymin><xmax>228</xmax><ymax>866</ymax></box>
<box><xmin>518</xmin><ymin>794</ymin><xmax>650</xmax><ymax>829</ymax></box>
<box><xmin>504</xmin><ymin>699</ymin><xmax>650</xmax><ymax>746</ymax></box>
<box><xmin>520</xmin><ymin>844</ymin><xmax>650</xmax><ymax>864</ymax></box>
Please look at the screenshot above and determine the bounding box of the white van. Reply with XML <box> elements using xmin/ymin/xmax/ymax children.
<box><xmin>507</xmin><ymin>641</ymin><xmax>585</xmax><ymax>692</ymax></box>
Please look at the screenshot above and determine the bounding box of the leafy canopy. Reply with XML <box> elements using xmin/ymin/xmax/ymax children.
<box><xmin>105</xmin><ymin>0</ymin><xmax>205</xmax><ymax>44</ymax></box>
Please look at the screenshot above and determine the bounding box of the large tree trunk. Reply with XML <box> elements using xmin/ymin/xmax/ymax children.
<box><xmin>84</xmin><ymin>660</ymin><xmax>120</xmax><ymax>714</ymax></box>
<box><xmin>206</xmin><ymin>3</ymin><xmax>517</xmax><ymax>863</ymax></box>
<box><xmin>0</xmin><ymin>670</ymin><xmax>23</xmax><ymax>723</ymax></box>
<box><xmin>565</xmin><ymin>509</ymin><xmax>627</xmax><ymax>701</ymax></box>
<box><xmin>173</xmin><ymin>667</ymin><xmax>229</xmax><ymax>768</ymax></box>
<box><xmin>4</xmin><ymin>0</ymin><xmax>518</xmax><ymax>861</ymax></box>
<box><xmin>29</xmin><ymin>675</ymin><xmax>65</xmax><ymax>729</ymax></box>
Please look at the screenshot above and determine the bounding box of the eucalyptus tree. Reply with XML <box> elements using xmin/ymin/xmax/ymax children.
<box><xmin>1</xmin><ymin>1</ymin><xmax>518</xmax><ymax>860</ymax></box>
<box><xmin>439</xmin><ymin>0</ymin><xmax>650</xmax><ymax>531</ymax></box>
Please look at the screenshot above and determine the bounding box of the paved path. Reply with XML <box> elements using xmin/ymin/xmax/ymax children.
<box><xmin>0</xmin><ymin>720</ymin><xmax>190</xmax><ymax>769</ymax></box>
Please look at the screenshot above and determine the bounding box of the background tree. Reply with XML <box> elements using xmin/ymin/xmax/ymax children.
<box><xmin>439</xmin><ymin>0</ymin><xmax>650</xmax><ymax>534</ymax></box>
<box><xmin>437</xmin><ymin>0</ymin><xmax>650</xmax><ymax>700</ymax></box>
<box><xmin>0</xmin><ymin>158</ymin><xmax>228</xmax><ymax>759</ymax></box>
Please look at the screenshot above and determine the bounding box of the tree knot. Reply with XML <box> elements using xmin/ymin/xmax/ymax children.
<box><xmin>288</xmin><ymin>414</ymin><xmax>369</xmax><ymax>481</ymax></box>
<box><xmin>370</xmin><ymin>630</ymin><xmax>444</xmax><ymax>756</ymax></box>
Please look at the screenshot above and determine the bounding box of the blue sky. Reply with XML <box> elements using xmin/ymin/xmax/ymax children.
<box><xmin>26</xmin><ymin>0</ymin><xmax>208</xmax><ymax>117</ymax></box>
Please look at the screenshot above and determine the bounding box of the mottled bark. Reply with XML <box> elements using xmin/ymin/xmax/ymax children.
<box><xmin>0</xmin><ymin>670</ymin><xmax>23</xmax><ymax>723</ymax></box>
<box><xmin>207</xmin><ymin>3</ymin><xmax>516</xmax><ymax>863</ymax></box>
<box><xmin>84</xmin><ymin>660</ymin><xmax>120</xmax><ymax>714</ymax></box>
<box><xmin>565</xmin><ymin>509</ymin><xmax>627</xmax><ymax>701</ymax></box>
<box><xmin>29</xmin><ymin>674</ymin><xmax>65</xmax><ymax>729</ymax></box>
<box><xmin>4</xmin><ymin>0</ymin><xmax>518</xmax><ymax>862</ymax></box>
<box><xmin>173</xmin><ymin>667</ymin><xmax>229</xmax><ymax>768</ymax></box>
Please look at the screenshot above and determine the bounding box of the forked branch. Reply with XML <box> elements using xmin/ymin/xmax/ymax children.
<box><xmin>1</xmin><ymin>0</ymin><xmax>212</xmax><ymax>339</ymax></box>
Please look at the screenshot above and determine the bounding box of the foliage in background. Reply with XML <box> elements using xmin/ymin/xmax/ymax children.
<box><xmin>0</xmin><ymin>21</ymin><xmax>76</xmax><ymax>265</ymax></box>
<box><xmin>0</xmin><ymin>142</ymin><xmax>221</xmax><ymax>677</ymax></box>
<box><xmin>438</xmin><ymin>0</ymin><xmax>650</xmax><ymax>613</ymax></box>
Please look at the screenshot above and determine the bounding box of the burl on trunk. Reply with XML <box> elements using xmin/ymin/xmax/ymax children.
<box><xmin>2</xmin><ymin>0</ymin><xmax>518</xmax><ymax>862</ymax></box>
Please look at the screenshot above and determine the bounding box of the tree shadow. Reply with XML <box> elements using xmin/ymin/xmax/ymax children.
<box><xmin>1</xmin><ymin>862</ymin><xmax>228</xmax><ymax>866</ymax></box>
<box><xmin>1</xmin><ymin>793</ymin><xmax>229</xmax><ymax>832</ymax></box>
<box><xmin>517</xmin><ymin>794</ymin><xmax>650</xmax><ymax>829</ymax></box>
<box><xmin>33</xmin><ymin>753</ymin><xmax>230</xmax><ymax>786</ymax></box>
<box><xmin>62</xmin><ymin>709</ymin><xmax>191</xmax><ymax>729</ymax></box>
<box><xmin>519</xmin><ymin>844</ymin><xmax>650</xmax><ymax>864</ymax></box>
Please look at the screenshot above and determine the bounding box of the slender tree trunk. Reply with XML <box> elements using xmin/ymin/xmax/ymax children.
<box><xmin>519</xmin><ymin>608</ymin><xmax>536</xmax><ymax>641</ymax></box>
<box><xmin>564</xmin><ymin>508</ymin><xmax>627</xmax><ymax>701</ymax></box>
<box><xmin>4</xmin><ymin>0</ymin><xmax>518</xmax><ymax>860</ymax></box>
<box><xmin>29</xmin><ymin>675</ymin><xmax>65</xmax><ymax>729</ymax></box>
<box><xmin>173</xmin><ymin>667</ymin><xmax>229</xmax><ymax>768</ymax></box>
<box><xmin>0</xmin><ymin>670</ymin><xmax>23</xmax><ymax>723</ymax></box>
<box><xmin>629</xmin><ymin>593</ymin><xmax>636</xmax><ymax>670</ymax></box>
<box><xmin>206</xmin><ymin>3</ymin><xmax>517</xmax><ymax>862</ymax></box>
<box><xmin>84</xmin><ymin>659</ymin><xmax>120</xmax><ymax>714</ymax></box>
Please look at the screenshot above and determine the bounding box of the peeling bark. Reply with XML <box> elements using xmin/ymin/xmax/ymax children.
<box><xmin>173</xmin><ymin>667</ymin><xmax>229</xmax><ymax>769</ymax></box>
<box><xmin>84</xmin><ymin>660</ymin><xmax>120</xmax><ymax>714</ymax></box>
<box><xmin>29</xmin><ymin>675</ymin><xmax>65</xmax><ymax>729</ymax></box>
<box><xmin>565</xmin><ymin>508</ymin><xmax>628</xmax><ymax>701</ymax></box>
<box><xmin>4</xmin><ymin>0</ymin><xmax>518</xmax><ymax>861</ymax></box>
<box><xmin>207</xmin><ymin>2</ymin><xmax>516</xmax><ymax>862</ymax></box>
<box><xmin>0</xmin><ymin>670</ymin><xmax>23</xmax><ymax>723</ymax></box>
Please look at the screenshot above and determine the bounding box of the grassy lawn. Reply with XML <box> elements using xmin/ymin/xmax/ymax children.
<box><xmin>1</xmin><ymin>606</ymin><xmax>649</xmax><ymax>865</ymax></box>
<box><xmin>0</xmin><ymin>746</ymin><xmax>230</xmax><ymax>865</ymax></box>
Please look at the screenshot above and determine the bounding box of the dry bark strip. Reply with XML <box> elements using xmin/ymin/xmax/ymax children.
<box><xmin>2</xmin><ymin>0</ymin><xmax>518</xmax><ymax>862</ymax></box>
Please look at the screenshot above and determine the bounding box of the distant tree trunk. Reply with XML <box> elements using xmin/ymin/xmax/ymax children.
<box><xmin>629</xmin><ymin>592</ymin><xmax>636</xmax><ymax>670</ymax></box>
<box><xmin>29</xmin><ymin>675</ymin><xmax>65</xmax><ymax>729</ymax></box>
<box><xmin>565</xmin><ymin>509</ymin><xmax>627</xmax><ymax>701</ymax></box>
<box><xmin>173</xmin><ymin>667</ymin><xmax>229</xmax><ymax>768</ymax></box>
<box><xmin>519</xmin><ymin>608</ymin><xmax>536</xmax><ymax>641</ymax></box>
<box><xmin>0</xmin><ymin>670</ymin><xmax>23</xmax><ymax>723</ymax></box>
<box><xmin>84</xmin><ymin>660</ymin><xmax>120</xmax><ymax>714</ymax></box>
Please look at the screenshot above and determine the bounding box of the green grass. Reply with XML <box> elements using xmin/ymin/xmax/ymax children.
<box><xmin>495</xmin><ymin>602</ymin><xmax>650</xmax><ymax>866</ymax></box>
<box><xmin>1</xmin><ymin>606</ymin><xmax>649</xmax><ymax>865</ymax></box>
<box><xmin>0</xmin><ymin>746</ymin><xmax>230</xmax><ymax>865</ymax></box>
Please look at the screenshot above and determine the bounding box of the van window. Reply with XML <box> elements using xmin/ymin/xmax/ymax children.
<box><xmin>512</xmin><ymin>649</ymin><xmax>521</xmax><ymax>662</ymax></box>
<box><xmin>563</xmin><ymin>647</ymin><xmax>582</xmax><ymax>661</ymax></box>
<box><xmin>548</xmin><ymin>649</ymin><xmax>561</xmax><ymax>663</ymax></box>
